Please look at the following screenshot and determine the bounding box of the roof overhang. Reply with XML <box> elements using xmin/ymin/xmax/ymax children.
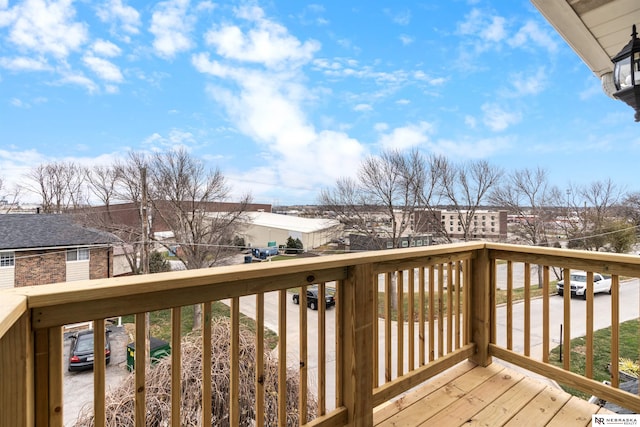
<box><xmin>531</xmin><ymin>0</ymin><xmax>640</xmax><ymax>78</ymax></box>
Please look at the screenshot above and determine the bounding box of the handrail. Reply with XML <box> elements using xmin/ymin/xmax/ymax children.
<box><xmin>0</xmin><ymin>293</ymin><xmax>27</xmax><ymax>340</ymax></box>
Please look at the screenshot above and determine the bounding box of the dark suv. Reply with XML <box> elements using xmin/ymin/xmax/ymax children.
<box><xmin>292</xmin><ymin>287</ymin><xmax>335</xmax><ymax>310</ymax></box>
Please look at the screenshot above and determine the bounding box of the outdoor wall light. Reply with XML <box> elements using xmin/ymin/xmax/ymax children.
<box><xmin>612</xmin><ymin>24</ymin><xmax>640</xmax><ymax>122</ymax></box>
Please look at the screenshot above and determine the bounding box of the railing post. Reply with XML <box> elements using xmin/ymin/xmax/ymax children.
<box><xmin>469</xmin><ymin>247</ymin><xmax>492</xmax><ymax>367</ymax></box>
<box><xmin>0</xmin><ymin>308</ymin><xmax>33</xmax><ymax>427</ymax></box>
<box><xmin>341</xmin><ymin>263</ymin><xmax>374</xmax><ymax>426</ymax></box>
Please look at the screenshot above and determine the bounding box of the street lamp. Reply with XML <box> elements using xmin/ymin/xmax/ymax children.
<box><xmin>612</xmin><ymin>25</ymin><xmax>640</xmax><ymax>122</ymax></box>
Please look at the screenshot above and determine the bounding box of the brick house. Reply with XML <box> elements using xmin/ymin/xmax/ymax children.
<box><xmin>0</xmin><ymin>214</ymin><xmax>118</xmax><ymax>289</ymax></box>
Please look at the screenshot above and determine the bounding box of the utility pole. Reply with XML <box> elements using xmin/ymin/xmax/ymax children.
<box><xmin>141</xmin><ymin>167</ymin><xmax>150</xmax><ymax>275</ymax></box>
<box><xmin>140</xmin><ymin>167</ymin><xmax>151</xmax><ymax>368</ymax></box>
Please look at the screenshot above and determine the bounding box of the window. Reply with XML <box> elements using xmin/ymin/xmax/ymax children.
<box><xmin>67</xmin><ymin>248</ymin><xmax>90</xmax><ymax>262</ymax></box>
<box><xmin>416</xmin><ymin>240</ymin><xmax>423</xmax><ymax>246</ymax></box>
<box><xmin>401</xmin><ymin>241</ymin><xmax>409</xmax><ymax>248</ymax></box>
<box><xmin>0</xmin><ymin>252</ymin><xmax>14</xmax><ymax>267</ymax></box>
<box><xmin>386</xmin><ymin>241</ymin><xmax>393</xmax><ymax>249</ymax></box>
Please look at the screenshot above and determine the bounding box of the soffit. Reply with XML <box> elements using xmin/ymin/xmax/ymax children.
<box><xmin>531</xmin><ymin>0</ymin><xmax>640</xmax><ymax>77</ymax></box>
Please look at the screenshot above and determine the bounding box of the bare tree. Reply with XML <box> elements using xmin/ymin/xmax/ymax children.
<box><xmin>148</xmin><ymin>148</ymin><xmax>251</xmax><ymax>329</ymax></box>
<box><xmin>0</xmin><ymin>176</ymin><xmax>20</xmax><ymax>212</ymax></box>
<box><xmin>432</xmin><ymin>158</ymin><xmax>503</xmax><ymax>242</ymax></box>
<box><xmin>319</xmin><ymin>149</ymin><xmax>429</xmax><ymax>310</ymax></box>
<box><xmin>23</xmin><ymin>161</ymin><xmax>86</xmax><ymax>213</ymax></box>
<box><xmin>574</xmin><ymin>179</ymin><xmax>624</xmax><ymax>251</ymax></box>
<box><xmin>320</xmin><ymin>149</ymin><xmax>427</xmax><ymax>250</ymax></box>
<box><xmin>488</xmin><ymin>167</ymin><xmax>561</xmax><ymax>286</ymax></box>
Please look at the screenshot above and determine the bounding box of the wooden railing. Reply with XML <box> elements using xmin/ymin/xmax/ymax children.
<box><xmin>1</xmin><ymin>242</ymin><xmax>640</xmax><ymax>426</ymax></box>
<box><xmin>486</xmin><ymin>243</ymin><xmax>640</xmax><ymax>413</ymax></box>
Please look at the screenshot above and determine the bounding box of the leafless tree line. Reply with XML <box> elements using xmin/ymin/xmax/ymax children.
<box><xmin>12</xmin><ymin>148</ymin><xmax>251</xmax><ymax>276</ymax></box>
<box><xmin>319</xmin><ymin>149</ymin><xmax>637</xmax><ymax>254</ymax></box>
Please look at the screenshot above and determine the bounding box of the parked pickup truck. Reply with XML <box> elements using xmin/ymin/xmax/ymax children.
<box><xmin>556</xmin><ymin>271</ymin><xmax>612</xmax><ymax>299</ymax></box>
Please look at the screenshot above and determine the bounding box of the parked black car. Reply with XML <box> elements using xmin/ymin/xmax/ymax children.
<box><xmin>292</xmin><ymin>287</ymin><xmax>335</xmax><ymax>310</ymax></box>
<box><xmin>68</xmin><ymin>329</ymin><xmax>111</xmax><ymax>371</ymax></box>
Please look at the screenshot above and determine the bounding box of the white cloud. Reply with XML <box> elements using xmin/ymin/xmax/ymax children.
<box><xmin>83</xmin><ymin>55</ymin><xmax>124</xmax><ymax>82</ymax></box>
<box><xmin>508</xmin><ymin>67</ymin><xmax>547</xmax><ymax>96</ymax></box>
<box><xmin>428</xmin><ymin>136</ymin><xmax>512</xmax><ymax>158</ymax></box>
<box><xmin>96</xmin><ymin>0</ymin><xmax>141</xmax><ymax>37</ymax></box>
<box><xmin>57</xmin><ymin>72</ymin><xmax>98</xmax><ymax>93</ymax></box>
<box><xmin>10</xmin><ymin>98</ymin><xmax>28</xmax><ymax>108</ymax></box>
<box><xmin>482</xmin><ymin>16</ymin><xmax>506</xmax><ymax>43</ymax></box>
<box><xmin>399</xmin><ymin>34</ymin><xmax>414</xmax><ymax>46</ymax></box>
<box><xmin>193</xmin><ymin>9</ymin><xmax>366</xmax><ymax>194</ymax></box>
<box><xmin>481</xmin><ymin>103</ymin><xmax>521</xmax><ymax>131</ymax></box>
<box><xmin>0</xmin><ymin>56</ymin><xmax>50</xmax><ymax>71</ymax></box>
<box><xmin>508</xmin><ymin>20</ymin><xmax>558</xmax><ymax>54</ymax></box>
<box><xmin>205</xmin><ymin>5</ymin><xmax>320</xmax><ymax>69</ymax></box>
<box><xmin>385</xmin><ymin>9</ymin><xmax>411</xmax><ymax>26</ymax></box>
<box><xmin>396</xmin><ymin>99</ymin><xmax>410</xmax><ymax>105</ymax></box>
<box><xmin>464</xmin><ymin>115</ymin><xmax>477</xmax><ymax>128</ymax></box>
<box><xmin>150</xmin><ymin>0</ymin><xmax>195</xmax><ymax>59</ymax></box>
<box><xmin>3</xmin><ymin>0</ymin><xmax>88</xmax><ymax>59</ymax></box>
<box><xmin>143</xmin><ymin>129</ymin><xmax>197</xmax><ymax>150</ymax></box>
<box><xmin>354</xmin><ymin>103</ymin><xmax>372</xmax><ymax>112</ymax></box>
<box><xmin>91</xmin><ymin>40</ymin><xmax>122</xmax><ymax>57</ymax></box>
<box><xmin>378</xmin><ymin>122</ymin><xmax>433</xmax><ymax>150</ymax></box>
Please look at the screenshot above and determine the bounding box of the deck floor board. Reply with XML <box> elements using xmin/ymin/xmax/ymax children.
<box><xmin>373</xmin><ymin>361</ymin><xmax>612</xmax><ymax>427</ymax></box>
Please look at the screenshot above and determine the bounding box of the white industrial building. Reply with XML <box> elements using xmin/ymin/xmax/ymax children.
<box><xmin>239</xmin><ymin>212</ymin><xmax>342</xmax><ymax>251</ymax></box>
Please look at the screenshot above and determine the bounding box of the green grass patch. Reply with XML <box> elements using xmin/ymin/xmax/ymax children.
<box><xmin>495</xmin><ymin>280</ymin><xmax>558</xmax><ymax>305</ymax></box>
<box><xmin>376</xmin><ymin>290</ymin><xmax>460</xmax><ymax>322</ymax></box>
<box><xmin>121</xmin><ymin>301</ymin><xmax>278</xmax><ymax>350</ymax></box>
<box><xmin>549</xmin><ymin>318</ymin><xmax>640</xmax><ymax>399</ymax></box>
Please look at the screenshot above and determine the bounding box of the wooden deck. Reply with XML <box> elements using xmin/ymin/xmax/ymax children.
<box><xmin>373</xmin><ymin>361</ymin><xmax>613</xmax><ymax>427</ymax></box>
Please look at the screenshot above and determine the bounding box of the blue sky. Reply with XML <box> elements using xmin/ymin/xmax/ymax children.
<box><xmin>1</xmin><ymin>0</ymin><xmax>638</xmax><ymax>206</ymax></box>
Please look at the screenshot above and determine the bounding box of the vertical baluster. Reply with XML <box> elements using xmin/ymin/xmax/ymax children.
<box><xmin>455</xmin><ymin>261</ymin><xmax>462</xmax><ymax>350</ymax></box>
<box><xmin>585</xmin><ymin>272</ymin><xmax>594</xmax><ymax>379</ymax></box>
<box><xmin>463</xmin><ymin>260</ymin><xmax>470</xmax><ymax>345</ymax></box>
<box><xmin>507</xmin><ymin>260</ymin><xmax>513</xmax><ymax>350</ymax></box>
<box><xmin>428</xmin><ymin>266</ymin><xmax>435</xmax><ymax>362</ymax></box>
<box><xmin>49</xmin><ymin>326</ymin><xmax>63</xmax><ymax>427</ymax></box>
<box><xmin>134</xmin><ymin>313</ymin><xmax>146</xmax><ymax>427</ymax></box>
<box><xmin>408</xmin><ymin>268</ymin><xmax>415</xmax><ymax>371</ymax></box>
<box><xmin>372</xmin><ymin>275</ymin><xmax>379</xmax><ymax>388</ymax></box>
<box><xmin>397</xmin><ymin>270</ymin><xmax>404</xmax><ymax>377</ymax></box>
<box><xmin>318</xmin><ymin>283</ymin><xmax>327</xmax><ymax>414</ymax></box>
<box><xmin>385</xmin><ymin>272</ymin><xmax>392</xmax><ymax>382</ymax></box>
<box><xmin>171</xmin><ymin>307</ymin><xmax>181</xmax><ymax>427</ymax></box>
<box><xmin>335</xmin><ymin>280</ymin><xmax>343</xmax><ymax>408</ymax></box>
<box><xmin>93</xmin><ymin>319</ymin><xmax>106</xmax><ymax>427</ymax></box>
<box><xmin>490</xmin><ymin>257</ymin><xmax>497</xmax><ymax>346</ymax></box>
<box><xmin>299</xmin><ymin>286</ymin><xmax>308</xmax><ymax>424</ymax></box>
<box><xmin>524</xmin><ymin>263</ymin><xmax>531</xmax><ymax>357</ymax></box>
<box><xmin>611</xmin><ymin>275</ymin><xmax>620</xmax><ymax>389</ymax></box>
<box><xmin>563</xmin><ymin>269</ymin><xmax>571</xmax><ymax>370</ymax></box>
<box><xmin>202</xmin><ymin>303</ymin><xmax>212</xmax><ymax>426</ymax></box>
<box><xmin>278</xmin><ymin>289</ymin><xmax>287</xmax><ymax>427</ymax></box>
<box><xmin>447</xmin><ymin>262</ymin><xmax>453</xmax><ymax>354</ymax></box>
<box><xmin>542</xmin><ymin>266</ymin><xmax>550</xmax><ymax>363</ymax></box>
<box><xmin>419</xmin><ymin>267</ymin><xmax>425</xmax><ymax>366</ymax></box>
<box><xmin>255</xmin><ymin>293</ymin><xmax>265</xmax><ymax>426</ymax></box>
<box><xmin>438</xmin><ymin>264</ymin><xmax>444</xmax><ymax>358</ymax></box>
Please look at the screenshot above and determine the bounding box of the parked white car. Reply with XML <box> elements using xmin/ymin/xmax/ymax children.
<box><xmin>556</xmin><ymin>271</ymin><xmax>612</xmax><ymax>299</ymax></box>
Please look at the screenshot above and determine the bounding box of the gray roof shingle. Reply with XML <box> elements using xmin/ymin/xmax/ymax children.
<box><xmin>0</xmin><ymin>214</ymin><xmax>118</xmax><ymax>250</ymax></box>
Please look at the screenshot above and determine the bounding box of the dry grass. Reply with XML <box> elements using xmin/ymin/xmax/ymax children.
<box><xmin>73</xmin><ymin>317</ymin><xmax>317</xmax><ymax>426</ymax></box>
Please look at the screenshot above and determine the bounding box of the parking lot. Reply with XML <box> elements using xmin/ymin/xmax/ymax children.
<box><xmin>63</xmin><ymin>324</ymin><xmax>130</xmax><ymax>426</ymax></box>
